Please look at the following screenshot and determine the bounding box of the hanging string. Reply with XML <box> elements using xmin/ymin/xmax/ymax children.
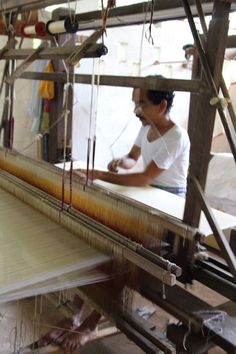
<box><xmin>65</xmin><ymin>61</ymin><xmax>80</xmax><ymax>210</ymax></box>
<box><xmin>18</xmin><ymin>303</ymin><xmax>26</xmax><ymax>350</ymax></box>
<box><xmin>145</xmin><ymin>0</ymin><xmax>155</xmax><ymax>45</ymax></box>
<box><xmin>91</xmin><ymin>59</ymin><xmax>101</xmax><ymax>180</ymax></box>
<box><xmin>182</xmin><ymin>319</ymin><xmax>192</xmax><ymax>351</ymax></box>
<box><xmin>101</xmin><ymin>0</ymin><xmax>116</xmax><ymax>35</ymax></box>
<box><xmin>67</xmin><ymin>0</ymin><xmax>79</xmax><ymax>25</ymax></box>
<box><xmin>61</xmin><ymin>69</ymin><xmax>71</xmax><ymax>211</ymax></box>
<box><xmin>85</xmin><ymin>58</ymin><xmax>96</xmax><ymax>187</ymax></box>
<box><xmin>69</xmin><ymin>71</ymin><xmax>76</xmax><ymax>208</ymax></box>
<box><xmin>138</xmin><ymin>1</ymin><xmax>149</xmax><ymax>75</ymax></box>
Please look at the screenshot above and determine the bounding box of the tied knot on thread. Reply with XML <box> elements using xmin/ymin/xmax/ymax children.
<box><xmin>62</xmin><ymin>109</ymin><xmax>71</xmax><ymax>118</ymax></box>
<box><xmin>8</xmin><ymin>23</ymin><xmax>15</xmax><ymax>35</ymax></box>
<box><xmin>210</xmin><ymin>96</ymin><xmax>231</xmax><ymax>109</ymax></box>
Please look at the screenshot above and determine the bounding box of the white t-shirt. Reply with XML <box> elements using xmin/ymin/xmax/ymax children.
<box><xmin>134</xmin><ymin>124</ymin><xmax>190</xmax><ymax>188</ymax></box>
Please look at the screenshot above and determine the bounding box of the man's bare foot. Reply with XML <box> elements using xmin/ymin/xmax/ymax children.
<box><xmin>58</xmin><ymin>310</ymin><xmax>101</xmax><ymax>352</ymax></box>
<box><xmin>32</xmin><ymin>295</ymin><xmax>86</xmax><ymax>348</ymax></box>
<box><xmin>60</xmin><ymin>328</ymin><xmax>96</xmax><ymax>352</ymax></box>
<box><xmin>35</xmin><ymin>317</ymin><xmax>76</xmax><ymax>347</ymax></box>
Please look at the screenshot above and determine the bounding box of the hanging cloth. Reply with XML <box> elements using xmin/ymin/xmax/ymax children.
<box><xmin>38</xmin><ymin>61</ymin><xmax>55</xmax><ymax>100</ymax></box>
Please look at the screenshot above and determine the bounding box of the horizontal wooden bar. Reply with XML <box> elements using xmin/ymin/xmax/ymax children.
<box><xmin>2</xmin><ymin>0</ymin><xmax>236</xmax><ymax>25</ymax></box>
<box><xmin>19</xmin><ymin>71</ymin><xmax>205</xmax><ymax>93</ymax></box>
<box><xmin>0</xmin><ymin>0</ymin><xmax>66</xmax><ymax>12</ymax></box>
<box><xmin>73</xmin><ymin>1</ymin><xmax>236</xmax><ymax>31</ymax></box>
<box><xmin>1</xmin><ymin>43</ymin><xmax>106</xmax><ymax>60</ymax></box>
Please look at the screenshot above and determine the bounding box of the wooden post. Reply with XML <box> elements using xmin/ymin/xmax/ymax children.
<box><xmin>183</xmin><ymin>1</ymin><xmax>231</xmax><ymax>228</ymax></box>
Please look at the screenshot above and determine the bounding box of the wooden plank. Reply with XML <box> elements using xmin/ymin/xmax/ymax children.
<box><xmin>19</xmin><ymin>72</ymin><xmax>204</xmax><ymax>93</ymax></box>
<box><xmin>1</xmin><ymin>43</ymin><xmax>106</xmax><ymax>60</ymax></box>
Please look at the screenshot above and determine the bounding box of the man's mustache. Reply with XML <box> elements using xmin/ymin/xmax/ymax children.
<box><xmin>136</xmin><ymin>114</ymin><xmax>145</xmax><ymax>120</ymax></box>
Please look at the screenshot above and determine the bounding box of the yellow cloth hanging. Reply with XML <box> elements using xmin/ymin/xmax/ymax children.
<box><xmin>38</xmin><ymin>61</ymin><xmax>55</xmax><ymax>99</ymax></box>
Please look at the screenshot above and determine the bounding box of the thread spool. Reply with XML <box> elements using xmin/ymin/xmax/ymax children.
<box><xmin>96</xmin><ymin>44</ymin><xmax>108</xmax><ymax>57</ymax></box>
<box><xmin>46</xmin><ymin>17</ymin><xmax>79</xmax><ymax>35</ymax></box>
<box><xmin>21</xmin><ymin>23</ymin><xmax>36</xmax><ymax>37</ymax></box>
<box><xmin>35</xmin><ymin>21</ymin><xmax>47</xmax><ymax>37</ymax></box>
<box><xmin>64</xmin><ymin>17</ymin><xmax>79</xmax><ymax>33</ymax></box>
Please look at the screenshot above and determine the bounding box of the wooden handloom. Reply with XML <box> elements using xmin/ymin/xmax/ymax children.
<box><xmin>0</xmin><ymin>0</ymin><xmax>236</xmax><ymax>353</ymax></box>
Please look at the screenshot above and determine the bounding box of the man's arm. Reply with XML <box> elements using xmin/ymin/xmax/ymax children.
<box><xmin>107</xmin><ymin>144</ymin><xmax>141</xmax><ymax>172</ymax></box>
<box><xmin>76</xmin><ymin>160</ymin><xmax>165</xmax><ymax>187</ymax></box>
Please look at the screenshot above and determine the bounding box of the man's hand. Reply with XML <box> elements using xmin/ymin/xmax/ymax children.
<box><xmin>107</xmin><ymin>159</ymin><xmax>122</xmax><ymax>173</ymax></box>
<box><xmin>73</xmin><ymin>169</ymin><xmax>101</xmax><ymax>181</ymax></box>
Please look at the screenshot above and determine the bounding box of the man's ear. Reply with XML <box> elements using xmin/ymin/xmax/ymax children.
<box><xmin>159</xmin><ymin>99</ymin><xmax>168</xmax><ymax>114</ymax></box>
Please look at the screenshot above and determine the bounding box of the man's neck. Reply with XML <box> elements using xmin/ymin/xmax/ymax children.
<box><xmin>152</xmin><ymin>118</ymin><xmax>174</xmax><ymax>134</ymax></box>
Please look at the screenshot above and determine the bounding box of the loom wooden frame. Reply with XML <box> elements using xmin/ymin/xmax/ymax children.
<box><xmin>0</xmin><ymin>0</ymin><xmax>236</xmax><ymax>352</ymax></box>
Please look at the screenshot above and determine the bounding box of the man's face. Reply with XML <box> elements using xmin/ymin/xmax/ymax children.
<box><xmin>132</xmin><ymin>88</ymin><xmax>155</xmax><ymax>126</ymax></box>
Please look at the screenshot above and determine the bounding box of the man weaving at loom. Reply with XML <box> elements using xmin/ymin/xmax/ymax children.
<box><xmin>77</xmin><ymin>77</ymin><xmax>190</xmax><ymax>197</ymax></box>
<box><xmin>34</xmin><ymin>81</ymin><xmax>190</xmax><ymax>352</ymax></box>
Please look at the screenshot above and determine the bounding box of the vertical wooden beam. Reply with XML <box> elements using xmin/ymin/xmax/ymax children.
<box><xmin>183</xmin><ymin>0</ymin><xmax>231</xmax><ymax>228</ymax></box>
<box><xmin>0</xmin><ymin>14</ymin><xmax>17</xmax><ymax>149</ymax></box>
<box><xmin>48</xmin><ymin>8</ymin><xmax>74</xmax><ymax>163</ymax></box>
<box><xmin>187</xmin><ymin>49</ymin><xmax>202</xmax><ymax>144</ymax></box>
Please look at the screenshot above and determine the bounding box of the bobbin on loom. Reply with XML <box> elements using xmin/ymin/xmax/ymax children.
<box><xmin>46</xmin><ymin>17</ymin><xmax>79</xmax><ymax>35</ymax></box>
<box><xmin>35</xmin><ymin>21</ymin><xmax>48</xmax><ymax>37</ymax></box>
<box><xmin>21</xmin><ymin>22</ymin><xmax>47</xmax><ymax>37</ymax></box>
<box><xmin>21</xmin><ymin>23</ymin><xmax>37</xmax><ymax>37</ymax></box>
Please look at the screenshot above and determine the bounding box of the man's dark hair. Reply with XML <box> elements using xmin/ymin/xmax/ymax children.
<box><xmin>147</xmin><ymin>75</ymin><xmax>175</xmax><ymax>113</ymax></box>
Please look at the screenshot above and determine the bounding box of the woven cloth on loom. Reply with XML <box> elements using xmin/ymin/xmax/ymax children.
<box><xmin>0</xmin><ymin>188</ymin><xmax>110</xmax><ymax>303</ymax></box>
